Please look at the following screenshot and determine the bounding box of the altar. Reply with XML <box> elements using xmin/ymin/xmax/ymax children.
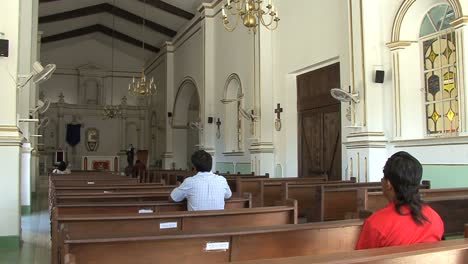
<box><xmin>82</xmin><ymin>156</ymin><xmax>119</xmax><ymax>172</ymax></box>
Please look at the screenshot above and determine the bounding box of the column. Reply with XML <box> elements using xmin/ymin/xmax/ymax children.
<box><xmin>199</xmin><ymin>5</ymin><xmax>216</xmax><ymax>156</ymax></box>
<box><xmin>162</xmin><ymin>43</ymin><xmax>175</xmax><ymax>169</ymax></box>
<box><xmin>249</xmin><ymin>23</ymin><xmax>275</xmax><ymax>176</ymax></box>
<box><xmin>0</xmin><ymin>0</ymin><xmax>23</xmax><ymax>249</ymax></box>
<box><xmin>452</xmin><ymin>18</ymin><xmax>468</xmax><ymax>134</ymax></box>
<box><xmin>20</xmin><ymin>142</ymin><xmax>32</xmax><ymax>215</ymax></box>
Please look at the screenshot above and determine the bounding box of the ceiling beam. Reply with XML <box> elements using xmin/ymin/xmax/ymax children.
<box><xmin>39</xmin><ymin>3</ymin><xmax>176</xmax><ymax>38</ymax></box>
<box><xmin>140</xmin><ymin>0</ymin><xmax>194</xmax><ymax>20</ymax></box>
<box><xmin>41</xmin><ymin>24</ymin><xmax>160</xmax><ymax>53</ymax></box>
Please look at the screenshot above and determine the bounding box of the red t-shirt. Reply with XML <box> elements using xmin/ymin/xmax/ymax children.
<box><xmin>356</xmin><ymin>201</ymin><xmax>444</xmax><ymax>250</ymax></box>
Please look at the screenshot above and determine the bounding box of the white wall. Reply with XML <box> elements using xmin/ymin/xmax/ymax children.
<box><xmin>273</xmin><ymin>0</ymin><xmax>351</xmax><ymax>177</ymax></box>
<box><xmin>41</xmin><ymin>36</ymin><xmax>149</xmax><ymax>106</ymax></box>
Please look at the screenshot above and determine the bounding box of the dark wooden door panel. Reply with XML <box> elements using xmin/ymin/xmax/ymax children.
<box><xmin>297</xmin><ymin>62</ymin><xmax>341</xmax><ymax>179</ymax></box>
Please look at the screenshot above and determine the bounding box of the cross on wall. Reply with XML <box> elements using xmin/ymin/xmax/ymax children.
<box><xmin>275</xmin><ymin>103</ymin><xmax>283</xmax><ymax>120</ymax></box>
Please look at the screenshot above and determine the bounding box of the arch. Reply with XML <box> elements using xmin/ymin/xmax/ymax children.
<box><xmin>391</xmin><ymin>0</ymin><xmax>462</xmax><ymax>42</ymax></box>
<box><xmin>172</xmin><ymin>77</ymin><xmax>201</xmax><ymax>127</ymax></box>
<box><xmin>223</xmin><ymin>73</ymin><xmax>244</xmax><ymax>152</ymax></box>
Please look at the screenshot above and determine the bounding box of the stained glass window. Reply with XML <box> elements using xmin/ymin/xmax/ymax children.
<box><xmin>420</xmin><ymin>4</ymin><xmax>458</xmax><ymax>135</ymax></box>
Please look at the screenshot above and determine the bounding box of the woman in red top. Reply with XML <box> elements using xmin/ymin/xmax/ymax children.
<box><xmin>356</xmin><ymin>151</ymin><xmax>444</xmax><ymax>249</ymax></box>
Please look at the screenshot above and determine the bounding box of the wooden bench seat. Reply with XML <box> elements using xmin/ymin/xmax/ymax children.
<box><xmin>55</xmin><ymin>200</ymin><xmax>297</xmax><ymax>264</ymax></box>
<box><xmin>54</xmin><ymin>192</ymin><xmax>172</xmax><ymax>204</ymax></box>
<box><xmin>232</xmin><ymin>238</ymin><xmax>468</xmax><ymax>264</ymax></box>
<box><xmin>62</xmin><ymin>219</ymin><xmax>362</xmax><ymax>264</ymax></box>
<box><xmin>53</xmin><ymin>179</ymin><xmax>140</xmax><ymax>187</ymax></box>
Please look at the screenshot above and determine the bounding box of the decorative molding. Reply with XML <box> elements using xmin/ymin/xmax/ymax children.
<box><xmin>386</xmin><ymin>41</ymin><xmax>416</xmax><ymax>51</ymax></box>
<box><xmin>359</xmin><ymin>0</ymin><xmax>367</xmax><ymax>126</ymax></box>
<box><xmin>391</xmin><ymin>0</ymin><xmax>463</xmax><ymax>42</ymax></box>
<box><xmin>222</xmin><ymin>151</ymin><xmax>245</xmax><ymax>157</ymax></box>
<box><xmin>392</xmin><ymin>136</ymin><xmax>468</xmax><ymax>147</ymax></box>
<box><xmin>0</xmin><ymin>126</ymin><xmax>20</xmax><ymax>133</ymax></box>
<box><xmin>451</xmin><ymin>16</ymin><xmax>468</xmax><ymax>28</ymax></box>
<box><xmin>347</xmin><ymin>132</ymin><xmax>385</xmax><ymax>138</ymax></box>
<box><xmin>249</xmin><ymin>142</ymin><xmax>274</xmax><ymax>154</ymax></box>
<box><xmin>161</xmin><ymin>152</ymin><xmax>174</xmax><ymax>158</ymax></box>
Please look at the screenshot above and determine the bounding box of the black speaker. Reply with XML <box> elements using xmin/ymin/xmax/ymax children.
<box><xmin>167</xmin><ymin>112</ymin><xmax>172</xmax><ymax>117</ymax></box>
<box><xmin>375</xmin><ymin>70</ymin><xmax>385</xmax><ymax>83</ymax></box>
<box><xmin>0</xmin><ymin>39</ymin><xmax>9</xmax><ymax>57</ymax></box>
<box><xmin>207</xmin><ymin>117</ymin><xmax>213</xmax><ymax>123</ymax></box>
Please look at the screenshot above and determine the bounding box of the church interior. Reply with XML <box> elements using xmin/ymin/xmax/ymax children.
<box><xmin>1</xmin><ymin>0</ymin><xmax>468</xmax><ymax>263</ymax></box>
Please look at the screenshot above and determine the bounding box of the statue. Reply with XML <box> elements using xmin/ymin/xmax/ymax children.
<box><xmin>126</xmin><ymin>144</ymin><xmax>135</xmax><ymax>167</ymax></box>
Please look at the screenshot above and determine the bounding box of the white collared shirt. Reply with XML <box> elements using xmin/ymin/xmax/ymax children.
<box><xmin>170</xmin><ymin>171</ymin><xmax>232</xmax><ymax>211</ymax></box>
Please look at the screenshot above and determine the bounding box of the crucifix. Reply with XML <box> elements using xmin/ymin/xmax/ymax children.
<box><xmin>274</xmin><ymin>103</ymin><xmax>283</xmax><ymax>131</ymax></box>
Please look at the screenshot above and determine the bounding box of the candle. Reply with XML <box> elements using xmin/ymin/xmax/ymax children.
<box><xmin>245</xmin><ymin>2</ymin><xmax>249</xmax><ymax>11</ymax></box>
<box><xmin>275</xmin><ymin>9</ymin><xmax>278</xmax><ymax>17</ymax></box>
<box><xmin>222</xmin><ymin>7</ymin><xmax>226</xmax><ymax>16</ymax></box>
<box><xmin>269</xmin><ymin>0</ymin><xmax>272</xmax><ymax>6</ymax></box>
<box><xmin>227</xmin><ymin>0</ymin><xmax>231</xmax><ymax>5</ymax></box>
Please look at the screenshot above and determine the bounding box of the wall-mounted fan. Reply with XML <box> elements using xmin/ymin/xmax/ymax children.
<box><xmin>188</xmin><ymin>121</ymin><xmax>203</xmax><ymax>131</ymax></box>
<box><xmin>37</xmin><ymin>117</ymin><xmax>50</xmax><ymax>129</ymax></box>
<box><xmin>330</xmin><ymin>88</ymin><xmax>360</xmax><ymax>104</ymax></box>
<box><xmin>17</xmin><ymin>61</ymin><xmax>56</xmax><ymax>89</ymax></box>
<box><xmin>30</xmin><ymin>99</ymin><xmax>51</xmax><ymax>115</ymax></box>
<box><xmin>239</xmin><ymin>107</ymin><xmax>258</xmax><ymax>121</ymax></box>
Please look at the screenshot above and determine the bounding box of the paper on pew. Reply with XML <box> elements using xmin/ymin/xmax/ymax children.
<box><xmin>138</xmin><ymin>209</ymin><xmax>154</xmax><ymax>214</ymax></box>
<box><xmin>87</xmin><ymin>181</ymin><xmax>95</xmax><ymax>185</ymax></box>
<box><xmin>205</xmin><ymin>242</ymin><xmax>230</xmax><ymax>251</ymax></box>
<box><xmin>159</xmin><ymin>222</ymin><xmax>178</xmax><ymax>229</ymax></box>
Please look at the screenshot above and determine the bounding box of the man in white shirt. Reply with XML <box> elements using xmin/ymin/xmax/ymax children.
<box><xmin>170</xmin><ymin>150</ymin><xmax>232</xmax><ymax>211</ymax></box>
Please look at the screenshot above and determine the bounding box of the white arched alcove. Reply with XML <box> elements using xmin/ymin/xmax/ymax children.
<box><xmin>172</xmin><ymin>77</ymin><xmax>201</xmax><ymax>169</ymax></box>
<box><xmin>223</xmin><ymin>73</ymin><xmax>244</xmax><ymax>153</ymax></box>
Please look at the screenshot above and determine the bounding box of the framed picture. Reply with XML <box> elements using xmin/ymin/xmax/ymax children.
<box><xmin>85</xmin><ymin>128</ymin><xmax>99</xmax><ymax>152</ymax></box>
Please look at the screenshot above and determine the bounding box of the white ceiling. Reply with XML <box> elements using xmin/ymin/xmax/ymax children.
<box><xmin>39</xmin><ymin>0</ymin><xmax>213</xmax><ymax>56</ymax></box>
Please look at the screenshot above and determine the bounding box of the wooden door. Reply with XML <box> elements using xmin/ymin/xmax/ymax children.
<box><xmin>297</xmin><ymin>63</ymin><xmax>341</xmax><ymax>180</ymax></box>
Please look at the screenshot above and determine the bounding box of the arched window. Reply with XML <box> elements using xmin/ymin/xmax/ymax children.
<box><xmin>420</xmin><ymin>4</ymin><xmax>458</xmax><ymax>135</ymax></box>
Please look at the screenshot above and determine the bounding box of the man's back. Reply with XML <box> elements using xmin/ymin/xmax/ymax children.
<box><xmin>170</xmin><ymin>172</ymin><xmax>232</xmax><ymax>211</ymax></box>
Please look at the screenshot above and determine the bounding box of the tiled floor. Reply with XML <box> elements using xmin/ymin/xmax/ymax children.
<box><xmin>0</xmin><ymin>178</ymin><xmax>51</xmax><ymax>264</ymax></box>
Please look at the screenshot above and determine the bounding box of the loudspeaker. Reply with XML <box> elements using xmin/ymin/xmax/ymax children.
<box><xmin>375</xmin><ymin>70</ymin><xmax>385</xmax><ymax>83</ymax></box>
<box><xmin>207</xmin><ymin>117</ymin><xmax>213</xmax><ymax>123</ymax></box>
<box><xmin>0</xmin><ymin>39</ymin><xmax>9</xmax><ymax>57</ymax></box>
<box><xmin>167</xmin><ymin>112</ymin><xmax>172</xmax><ymax>117</ymax></box>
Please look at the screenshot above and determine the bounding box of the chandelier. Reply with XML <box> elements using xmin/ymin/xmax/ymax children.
<box><xmin>128</xmin><ymin>0</ymin><xmax>157</xmax><ymax>97</ymax></box>
<box><xmin>221</xmin><ymin>0</ymin><xmax>280</xmax><ymax>33</ymax></box>
<box><xmin>128</xmin><ymin>69</ymin><xmax>156</xmax><ymax>96</ymax></box>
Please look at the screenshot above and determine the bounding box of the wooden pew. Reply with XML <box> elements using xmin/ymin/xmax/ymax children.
<box><xmin>55</xmin><ymin>185</ymin><xmax>176</xmax><ymax>195</ymax></box>
<box><xmin>283</xmin><ymin>181</ymin><xmax>430</xmax><ymax>222</ymax></box>
<box><xmin>236</xmin><ymin>177</ymin><xmax>328</xmax><ymax>207</ymax></box>
<box><xmin>55</xmin><ymin>195</ymin><xmax>252</xmax><ymax>215</ymax></box>
<box><xmin>362</xmin><ymin>192</ymin><xmax>468</xmax><ymax>236</ymax></box>
<box><xmin>52</xmin><ymin>179</ymin><xmax>139</xmax><ymax>187</ymax></box>
<box><xmin>232</xmin><ymin>239</ymin><xmax>468</xmax><ymax>264</ymax></box>
<box><xmin>54</xmin><ymin>192</ymin><xmax>172</xmax><ymax>204</ymax></box>
<box><xmin>55</xmin><ymin>200</ymin><xmax>298</xmax><ymax>264</ymax></box>
<box><xmin>62</xmin><ymin>219</ymin><xmax>362</xmax><ymax>264</ymax></box>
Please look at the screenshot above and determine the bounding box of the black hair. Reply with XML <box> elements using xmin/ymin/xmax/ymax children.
<box><xmin>191</xmin><ymin>150</ymin><xmax>212</xmax><ymax>172</ymax></box>
<box><xmin>383</xmin><ymin>151</ymin><xmax>429</xmax><ymax>225</ymax></box>
<box><xmin>58</xmin><ymin>161</ymin><xmax>67</xmax><ymax>171</ymax></box>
